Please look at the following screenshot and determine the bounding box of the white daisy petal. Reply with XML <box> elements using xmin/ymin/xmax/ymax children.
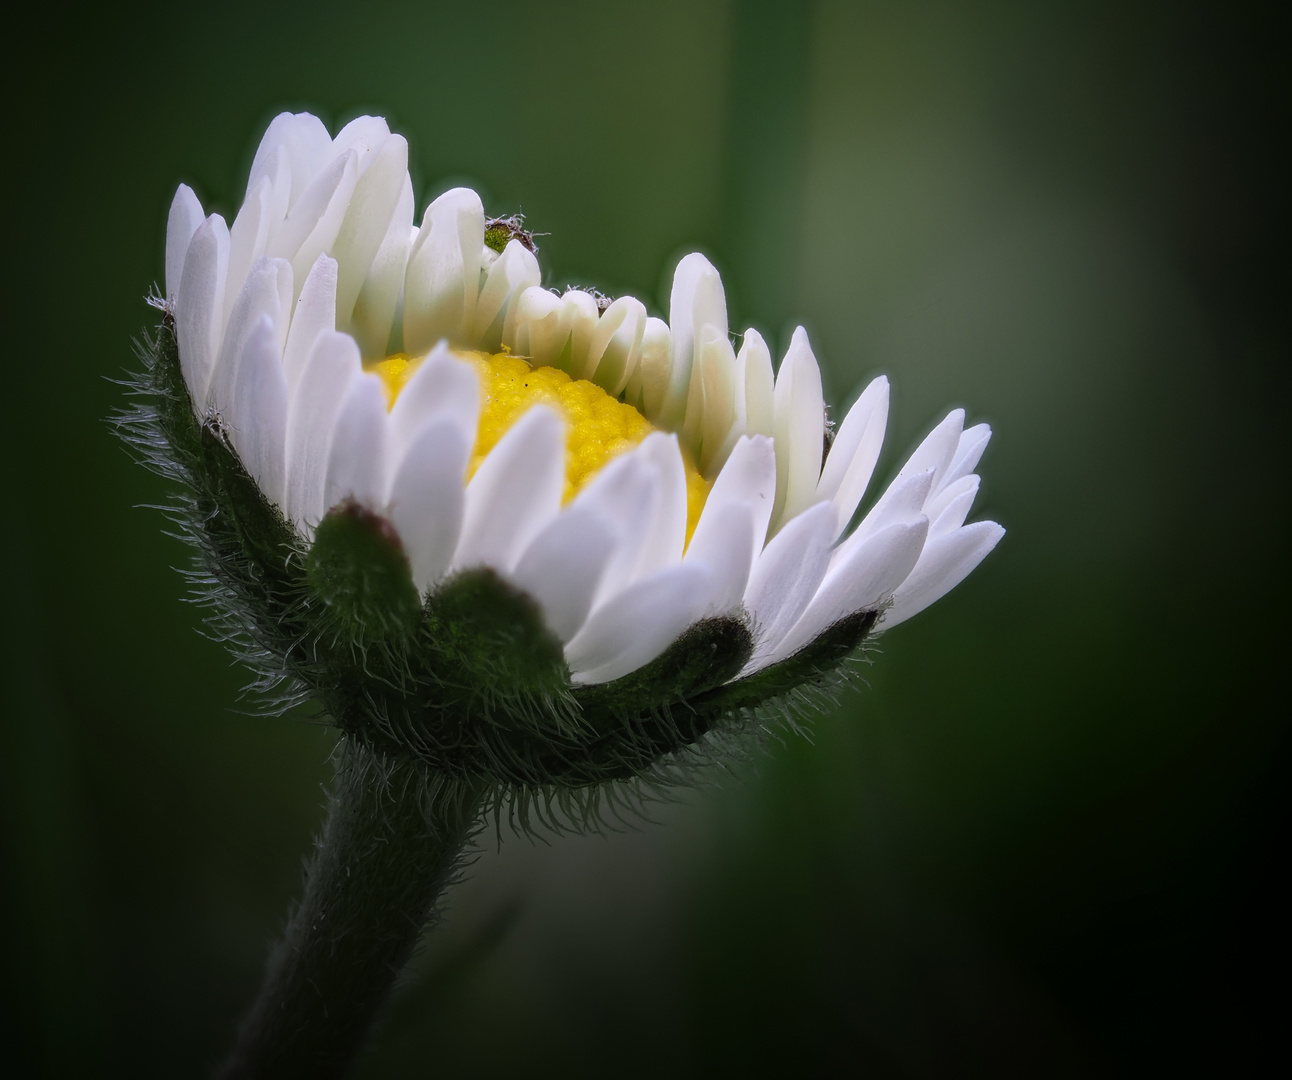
<box><xmin>689</xmin><ymin>328</ymin><xmax>739</xmax><ymax>475</ymax></box>
<box><xmin>452</xmin><ymin>405</ymin><xmax>565</xmax><ymax>575</ymax></box>
<box><xmin>565</xmin><ymin>562</ymin><xmax>717</xmax><ymax>685</ymax></box>
<box><xmin>816</xmin><ymin>375</ymin><xmax>889</xmax><ymax>539</ymax></box>
<box><xmin>898</xmin><ymin>408</ymin><xmax>965</xmax><ymax>493</ymax></box>
<box><xmin>503</xmin><ymin>286</ymin><xmax>569</xmax><ymax>364</ymax></box>
<box><xmin>176</xmin><ymin>214</ymin><xmax>229</xmax><ymax>408</ymax></box>
<box><xmin>225</xmin><ymin>162</ymin><xmax>291</xmax><ymax>324</ymax></box>
<box><xmin>165</xmin><ymin>184</ymin><xmax>205</xmax><ymax>301</ymax></box>
<box><xmin>833</xmin><ymin>468</ymin><xmax>935</xmax><ymax>567</ymax></box>
<box><xmin>585</xmin><ymin>295</ymin><xmax>647</xmax><ymax>397</ymax></box>
<box><xmin>683</xmin><ymin>500</ymin><xmax>756</xmax><ymax>615</ymax></box>
<box><xmin>331</xmin><ymin>116</ymin><xmax>392</xmax><ymax>169</ymax></box>
<box><xmin>741</xmin><ymin>501</ymin><xmax>836</xmax><ymax>672</ymax></box>
<box><xmin>247</xmin><ymin>112</ymin><xmax>332</xmax><ymax>211</ymax></box>
<box><xmin>403</xmin><ymin>187</ymin><xmax>485</xmax><ymax>354</ymax></box>
<box><xmin>692</xmin><ymin>435</ymin><xmax>776</xmax><ymax>561</ymax></box>
<box><xmin>323</xmin><ymin>373</ymin><xmax>389</xmax><ymax>514</ymax></box>
<box><xmin>472</xmin><ymin>240</ymin><xmax>542</xmax><ymax>352</ymax></box>
<box><xmin>347</xmin><ymin>174</ymin><xmax>414</xmax><ymax>360</ymax></box>
<box><xmin>944</xmin><ymin>423</ymin><xmax>992</xmax><ymax>490</ymax></box>
<box><xmin>512</xmin><ymin>506</ymin><xmax>618</xmax><ymax>642</ymax></box>
<box><xmin>212</xmin><ymin>257</ymin><xmax>293</xmax><ymax>424</ymax></box>
<box><xmin>771</xmin><ymin>326</ymin><xmax>826</xmax><ymax>533</ymax></box>
<box><xmin>882</xmin><ymin>520</ymin><xmax>1004</xmax><ymax>629</ymax></box>
<box><xmin>563</xmin><ymin>291</ymin><xmax>603</xmax><ymax>380</ymax></box>
<box><xmin>631</xmin><ymin>316</ymin><xmax>673</xmax><ymax>418</ymax></box>
<box><xmin>387</xmin><ymin>418</ymin><xmax>471</xmax><ymax>594</ymax></box>
<box><xmin>285</xmin><ymin>330</ymin><xmax>362</xmax><ymax>533</ymax></box>
<box><xmin>768</xmin><ymin>517</ymin><xmax>929</xmax><ymax>666</ymax></box>
<box><xmin>568</xmin><ymin>453</ymin><xmax>660</xmax><ymax>607</ymax></box>
<box><xmin>225</xmin><ymin>315</ymin><xmax>289</xmax><ymax>508</ymax></box>
<box><xmin>386</xmin><ymin>344</ymin><xmax>479</xmax><ymax>455</ymax></box>
<box><xmin>269</xmin><ymin>150</ymin><xmax>359</xmax><ymax>290</ymax></box>
<box><xmin>738</xmin><ymin>328</ymin><xmax>775</xmax><ymax>437</ymax></box>
<box><xmin>662</xmin><ymin>253</ymin><xmax>726</xmax><ymax>428</ymax></box>
<box><xmin>332</xmin><ymin>134</ymin><xmax>409</xmax><ymax>333</ymax></box>
<box><xmin>282</xmin><ymin>254</ymin><xmax>338</xmax><ymax>392</ymax></box>
<box><xmin>925</xmin><ymin>474</ymin><xmax>980</xmax><ymax>532</ymax></box>
<box><xmin>629</xmin><ymin>432</ymin><xmax>689</xmax><ymax>573</ymax></box>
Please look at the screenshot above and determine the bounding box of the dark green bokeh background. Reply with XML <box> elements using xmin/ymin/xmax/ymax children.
<box><xmin>3</xmin><ymin>2</ymin><xmax>1285</xmax><ymax>1076</ymax></box>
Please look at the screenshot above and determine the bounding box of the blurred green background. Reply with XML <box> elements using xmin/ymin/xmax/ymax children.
<box><xmin>3</xmin><ymin>1</ymin><xmax>1285</xmax><ymax>1076</ymax></box>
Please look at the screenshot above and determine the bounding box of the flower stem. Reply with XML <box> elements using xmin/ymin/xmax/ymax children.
<box><xmin>217</xmin><ymin>743</ymin><xmax>487</xmax><ymax>1079</ymax></box>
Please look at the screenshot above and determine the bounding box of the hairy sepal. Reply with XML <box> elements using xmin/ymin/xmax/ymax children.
<box><xmin>307</xmin><ymin>501</ymin><xmax>422</xmax><ymax>643</ymax></box>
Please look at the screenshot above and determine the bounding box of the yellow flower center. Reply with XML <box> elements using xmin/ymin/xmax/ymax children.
<box><xmin>366</xmin><ymin>351</ymin><xmax>711</xmax><ymax>542</ymax></box>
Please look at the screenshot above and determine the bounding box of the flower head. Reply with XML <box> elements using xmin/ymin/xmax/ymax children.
<box><xmin>136</xmin><ymin>111</ymin><xmax>1002</xmax><ymax>793</ymax></box>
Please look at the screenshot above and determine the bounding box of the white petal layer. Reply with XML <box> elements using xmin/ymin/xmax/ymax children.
<box><xmin>628</xmin><ymin>433</ymin><xmax>689</xmax><ymax>575</ymax></box>
<box><xmin>831</xmin><ymin>468</ymin><xmax>934</xmax><ymax>568</ymax></box>
<box><xmin>247</xmin><ymin>112</ymin><xmax>332</xmax><ymax>211</ymax></box>
<box><xmin>387</xmin><ymin>418</ymin><xmax>471</xmax><ymax>593</ymax></box>
<box><xmin>165</xmin><ymin>185</ymin><xmax>204</xmax><ymax>301</ymax></box>
<box><xmin>664</xmin><ymin>253</ymin><xmax>727</xmax><ymax>429</ymax></box>
<box><xmin>323</xmin><ymin>372</ymin><xmax>388</xmax><ymax>513</ymax></box>
<box><xmin>767</xmin><ymin>517</ymin><xmax>929</xmax><ymax>667</ymax></box>
<box><xmin>226</xmin><ymin>316</ymin><xmax>289</xmax><ymax>508</ymax></box>
<box><xmin>283</xmin><ymin>254</ymin><xmax>339</xmax><ymax>392</ymax></box>
<box><xmin>225</xmin><ymin>164</ymin><xmax>291</xmax><ymax>325</ymax></box>
<box><xmin>176</xmin><ymin>214</ymin><xmax>230</xmax><ymax>409</ymax></box>
<box><xmin>452</xmin><ymin>405</ymin><xmax>564</xmax><ymax>575</ymax></box>
<box><xmin>565</xmin><ymin>563</ymin><xmax>717</xmax><ymax>685</ymax></box>
<box><xmin>741</xmin><ymin>501</ymin><xmax>836</xmax><ymax>673</ymax></box>
<box><xmin>571</xmin><ymin>452</ymin><xmax>662</xmax><ymax>611</ymax></box>
<box><xmin>633</xmin><ymin>317</ymin><xmax>674</xmax><ymax>419</ymax></box>
<box><xmin>689</xmin><ymin>435</ymin><xmax>776</xmax><ymax>566</ymax></box>
<box><xmin>882</xmin><ymin>520</ymin><xmax>1004</xmax><ymax>628</ymax></box>
<box><xmin>684</xmin><ymin>500</ymin><xmax>756</xmax><ymax>615</ymax></box>
<box><xmin>284</xmin><ymin>331</ymin><xmax>362</xmax><ymax>533</ymax></box>
<box><xmin>771</xmin><ymin>327</ymin><xmax>825</xmax><ymax>532</ymax></box>
<box><xmin>347</xmin><ymin>174</ymin><xmax>413</xmax><ymax>359</ymax></box>
<box><xmin>403</xmin><ymin>187</ymin><xmax>485</xmax><ymax>353</ymax></box>
<box><xmin>586</xmin><ymin>295</ymin><xmax>647</xmax><ymax>397</ymax></box>
<box><xmin>473</xmin><ymin>240</ymin><xmax>541</xmax><ymax>352</ymax></box>
<box><xmin>945</xmin><ymin>423</ymin><xmax>992</xmax><ymax>489</ymax></box>
<box><xmin>332</xmin><ymin>133</ymin><xmax>409</xmax><ymax>333</ymax></box>
<box><xmin>387</xmin><ymin>344</ymin><xmax>479</xmax><ymax>456</ymax></box>
<box><xmin>816</xmin><ymin>375</ymin><xmax>889</xmax><ymax>539</ymax></box>
<box><xmin>512</xmin><ymin>506</ymin><xmax>618</xmax><ymax>642</ymax></box>
<box><xmin>211</xmin><ymin>257</ymin><xmax>292</xmax><ymax>432</ymax></box>
<box><xmin>926</xmin><ymin>474</ymin><xmax>980</xmax><ymax>534</ymax></box>
<box><xmin>898</xmin><ymin>409</ymin><xmax>964</xmax><ymax>493</ymax></box>
<box><xmin>737</xmin><ymin>329</ymin><xmax>775</xmax><ymax>438</ymax></box>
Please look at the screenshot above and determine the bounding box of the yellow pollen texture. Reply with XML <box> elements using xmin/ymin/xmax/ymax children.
<box><xmin>366</xmin><ymin>351</ymin><xmax>712</xmax><ymax>541</ymax></box>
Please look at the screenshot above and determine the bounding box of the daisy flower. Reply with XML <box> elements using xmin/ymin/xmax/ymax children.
<box><xmin>162</xmin><ymin>110</ymin><xmax>1002</xmax><ymax>701</ymax></box>
<box><xmin>140</xmin><ymin>109</ymin><xmax>1007</xmax><ymax>1078</ymax></box>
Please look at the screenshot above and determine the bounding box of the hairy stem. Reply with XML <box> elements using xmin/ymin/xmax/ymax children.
<box><xmin>217</xmin><ymin>743</ymin><xmax>487</xmax><ymax>1080</ymax></box>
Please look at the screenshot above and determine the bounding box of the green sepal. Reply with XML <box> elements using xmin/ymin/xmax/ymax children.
<box><xmin>548</xmin><ymin>615</ymin><xmax>755</xmax><ymax>781</ymax></box>
<box><xmin>688</xmin><ymin>609</ymin><xmax>879</xmax><ymax>719</ymax></box>
<box><xmin>149</xmin><ymin>318</ymin><xmax>204</xmax><ymax>463</ymax></box>
<box><xmin>575</xmin><ymin>615</ymin><xmax>753</xmax><ymax>725</ymax></box>
<box><xmin>198</xmin><ymin>426</ymin><xmax>303</xmax><ymax>604</ymax></box>
<box><xmin>307</xmin><ymin>501</ymin><xmax>421</xmax><ymax>642</ymax></box>
<box><xmin>144</xmin><ymin>318</ymin><xmax>310</xmax><ymax>641</ymax></box>
<box><xmin>325</xmin><ymin>568</ymin><xmax>587</xmax><ymax>788</ymax></box>
<box><xmin>423</xmin><ymin>568</ymin><xmax>568</xmax><ymax>702</ymax></box>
